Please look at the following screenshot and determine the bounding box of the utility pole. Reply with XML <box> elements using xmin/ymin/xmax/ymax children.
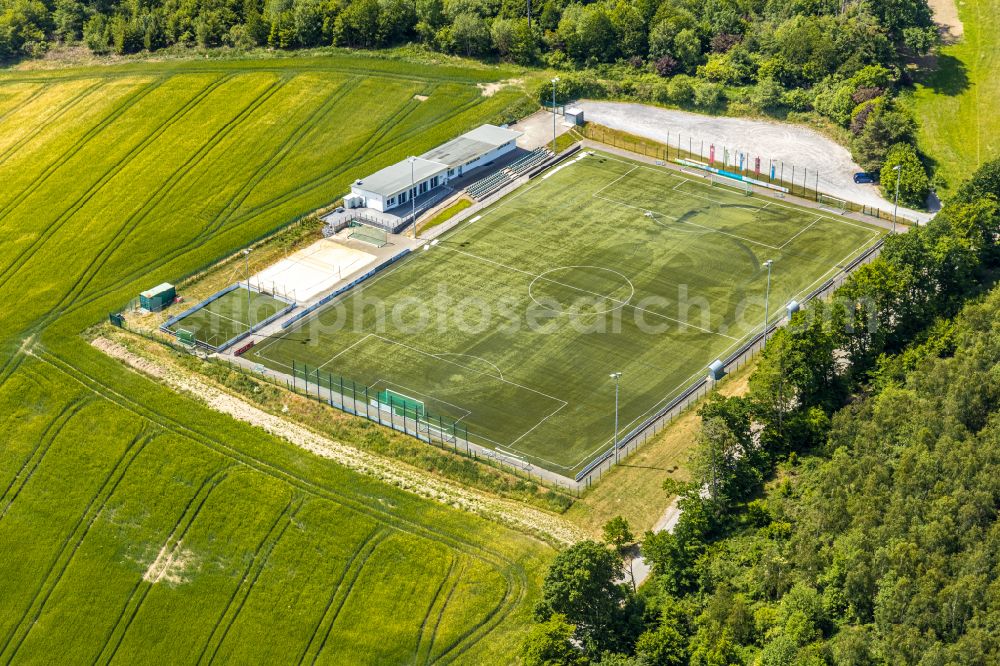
<box><xmin>892</xmin><ymin>164</ymin><xmax>902</xmax><ymax>234</ymax></box>
<box><xmin>610</xmin><ymin>372</ymin><xmax>622</xmax><ymax>463</ymax></box>
<box><xmin>551</xmin><ymin>77</ymin><xmax>559</xmax><ymax>155</ymax></box>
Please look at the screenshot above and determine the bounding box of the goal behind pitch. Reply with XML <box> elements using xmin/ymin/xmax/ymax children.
<box><xmin>818</xmin><ymin>194</ymin><xmax>848</xmax><ymax>213</ymax></box>
<box><xmin>710</xmin><ymin>174</ymin><xmax>753</xmax><ymax>196</ymax></box>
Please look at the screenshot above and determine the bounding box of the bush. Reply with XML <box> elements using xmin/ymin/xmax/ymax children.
<box><xmin>667</xmin><ymin>74</ymin><xmax>695</xmax><ymax>104</ymax></box>
<box><xmin>879</xmin><ymin>143</ymin><xmax>930</xmax><ymax>208</ymax></box>
<box><xmin>692</xmin><ymin>80</ymin><xmax>723</xmax><ymax>109</ymax></box>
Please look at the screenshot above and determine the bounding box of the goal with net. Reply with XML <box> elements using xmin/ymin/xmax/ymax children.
<box><xmin>374</xmin><ymin>388</ymin><xmax>425</xmax><ymax>418</ymax></box>
<box><xmin>818</xmin><ymin>194</ymin><xmax>848</xmax><ymax>213</ymax></box>
<box><xmin>710</xmin><ymin>174</ymin><xmax>753</xmax><ymax>196</ymax></box>
<box><xmin>176</xmin><ymin>328</ymin><xmax>196</xmax><ymax>347</ymax></box>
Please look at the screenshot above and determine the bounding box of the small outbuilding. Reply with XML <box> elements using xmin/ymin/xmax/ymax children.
<box><xmin>564</xmin><ymin>108</ymin><xmax>584</xmax><ymax>126</ymax></box>
<box><xmin>708</xmin><ymin>359</ymin><xmax>725</xmax><ymax>381</ymax></box>
<box><xmin>140</xmin><ymin>282</ymin><xmax>175</xmax><ymax>312</ymax></box>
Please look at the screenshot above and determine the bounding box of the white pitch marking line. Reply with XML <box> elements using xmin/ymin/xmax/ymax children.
<box><xmin>591</xmin><ymin>164</ymin><xmax>639</xmax><ymax>198</ymax></box>
<box><xmin>432</xmin><ymin>352</ymin><xmax>504</xmax><ymax>380</ymax></box>
<box><xmin>317</xmin><ymin>333</ymin><xmax>376</xmax><ymax>370</ymax></box>
<box><xmin>367</xmin><ymin>377</ymin><xmax>473</xmax><ymax>420</ymax></box>
<box><xmin>443</xmin><ymin>245</ymin><xmax>737</xmax><ymax>340</ymax></box>
<box><xmin>369</xmin><ymin>334</ymin><xmax>568</xmax><ymax>406</ymax></box>
<box><xmin>596</xmin><ymin>152</ymin><xmax>880</xmax><ymax>232</ymax></box>
<box><xmin>593</xmin><ymin>194</ymin><xmax>680</xmax><ymax>220</ymax></box>
<box><xmin>779</xmin><ymin>216</ymin><xmax>822</xmax><ymax>250</ymax></box>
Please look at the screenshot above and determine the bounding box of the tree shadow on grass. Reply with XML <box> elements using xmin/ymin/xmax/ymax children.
<box><xmin>914</xmin><ymin>53</ymin><xmax>971</xmax><ymax>97</ymax></box>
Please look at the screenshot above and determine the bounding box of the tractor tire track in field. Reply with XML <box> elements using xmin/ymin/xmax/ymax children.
<box><xmin>36</xmin><ymin>349</ymin><xmax>527</xmax><ymax>649</ymax></box>
<box><xmin>293</xmin><ymin>524</ymin><xmax>382</xmax><ymax>665</ymax></box>
<box><xmin>434</xmin><ymin>558</ymin><xmax>524</xmax><ymax>665</ymax></box>
<box><xmin>423</xmin><ymin>561</ymin><xmax>465</xmax><ymax>665</ymax></box>
<box><xmin>0</xmin><ymin>74</ymin><xmax>230</xmax><ymax>294</ymax></box>
<box><xmin>51</xmin><ymin>76</ymin><xmax>290</xmax><ymax>317</ymax></box>
<box><xmin>197</xmin><ymin>495</ymin><xmax>304</xmax><ymax>665</ymax></box>
<box><xmin>0</xmin><ymin>430</ymin><xmax>155</xmax><ymax>664</ymax></box>
<box><xmin>94</xmin><ymin>465</ymin><xmax>233</xmax><ymax>666</ymax></box>
<box><xmin>0</xmin><ymin>79</ymin><xmax>104</xmax><ymax>166</ymax></box>
<box><xmin>216</xmin><ymin>89</ymin><xmax>484</xmax><ymax>233</ymax></box>
<box><xmin>338</xmin><ymin>86</ymin><xmax>430</xmax><ymax>167</ymax></box>
<box><xmin>0</xmin><ymin>397</ymin><xmax>88</xmax><ymax>521</ymax></box>
<box><xmin>413</xmin><ymin>556</ymin><xmax>457</xmax><ymax>665</ymax></box>
<box><xmin>7</xmin><ymin>63</ymin><xmax>493</xmax><ymax>87</ymax></box>
<box><xmin>52</xmin><ymin>86</ymin><xmax>488</xmax><ymax>326</ymax></box>
<box><xmin>299</xmin><ymin>527</ymin><xmax>390</xmax><ymax>666</ymax></box>
<box><xmin>196</xmin><ymin>76</ymin><xmax>362</xmax><ymax>241</ymax></box>
<box><xmin>0</xmin><ymin>77</ymin><xmax>165</xmax><ymax>225</ymax></box>
<box><xmin>0</xmin><ymin>83</ymin><xmax>49</xmax><ymax>126</ymax></box>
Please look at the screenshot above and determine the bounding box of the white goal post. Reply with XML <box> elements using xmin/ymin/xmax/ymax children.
<box><xmin>710</xmin><ymin>174</ymin><xmax>753</xmax><ymax>196</ymax></box>
<box><xmin>818</xmin><ymin>193</ymin><xmax>848</xmax><ymax>213</ymax></box>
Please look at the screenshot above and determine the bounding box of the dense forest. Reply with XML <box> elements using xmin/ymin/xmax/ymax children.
<box><xmin>524</xmin><ymin>159</ymin><xmax>1000</xmax><ymax>664</ymax></box>
<box><xmin>0</xmin><ymin>0</ymin><xmax>940</xmax><ymax>196</ymax></box>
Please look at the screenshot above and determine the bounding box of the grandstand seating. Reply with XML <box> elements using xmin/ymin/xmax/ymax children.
<box><xmin>466</xmin><ymin>147</ymin><xmax>553</xmax><ymax>201</ymax></box>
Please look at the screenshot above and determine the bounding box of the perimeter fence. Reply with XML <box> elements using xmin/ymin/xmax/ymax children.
<box><xmin>582</xmin><ymin>123</ymin><xmax>911</xmax><ymax>225</ymax></box>
<box><xmin>574</xmin><ymin>235</ymin><xmax>887</xmax><ymax>488</ymax></box>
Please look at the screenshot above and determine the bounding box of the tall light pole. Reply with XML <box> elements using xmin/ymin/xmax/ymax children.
<box><xmin>244</xmin><ymin>248</ymin><xmax>253</xmax><ymax>329</ymax></box>
<box><xmin>892</xmin><ymin>164</ymin><xmax>901</xmax><ymax>234</ymax></box>
<box><xmin>610</xmin><ymin>372</ymin><xmax>622</xmax><ymax>463</ymax></box>
<box><xmin>763</xmin><ymin>259</ymin><xmax>773</xmax><ymax>338</ymax></box>
<box><xmin>409</xmin><ymin>156</ymin><xmax>417</xmax><ymax>238</ymax></box>
<box><xmin>551</xmin><ymin>76</ymin><xmax>559</xmax><ymax>155</ymax></box>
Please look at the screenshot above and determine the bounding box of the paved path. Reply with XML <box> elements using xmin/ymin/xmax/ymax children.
<box><xmin>627</xmin><ymin>498</ymin><xmax>680</xmax><ymax>588</ymax></box>
<box><xmin>512</xmin><ymin>109</ymin><xmax>572</xmax><ymax>150</ymax></box>
<box><xmin>577</xmin><ymin>100</ymin><xmax>933</xmax><ymax>224</ymax></box>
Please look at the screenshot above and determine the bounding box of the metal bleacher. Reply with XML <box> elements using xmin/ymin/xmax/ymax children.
<box><xmin>466</xmin><ymin>147</ymin><xmax>553</xmax><ymax>201</ymax></box>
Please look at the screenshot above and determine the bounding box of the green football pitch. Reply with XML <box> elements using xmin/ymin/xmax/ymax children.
<box><xmin>166</xmin><ymin>286</ymin><xmax>288</xmax><ymax>349</ymax></box>
<box><xmin>248</xmin><ymin>151</ymin><xmax>884</xmax><ymax>477</ymax></box>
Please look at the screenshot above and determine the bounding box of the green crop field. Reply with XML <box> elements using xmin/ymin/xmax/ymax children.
<box><xmin>249</xmin><ymin>151</ymin><xmax>885</xmax><ymax>478</ymax></box>
<box><xmin>0</xmin><ymin>53</ymin><xmax>550</xmax><ymax>663</ymax></box>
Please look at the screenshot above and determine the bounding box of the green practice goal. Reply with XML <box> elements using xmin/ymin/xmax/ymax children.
<box><xmin>375</xmin><ymin>388</ymin><xmax>425</xmax><ymax>418</ymax></box>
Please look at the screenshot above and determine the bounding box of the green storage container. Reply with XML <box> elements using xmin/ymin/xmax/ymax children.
<box><xmin>140</xmin><ymin>282</ymin><xmax>175</xmax><ymax>312</ymax></box>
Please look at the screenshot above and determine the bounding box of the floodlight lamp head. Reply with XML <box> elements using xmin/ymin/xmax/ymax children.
<box><xmin>610</xmin><ymin>372</ymin><xmax>622</xmax><ymax>380</ymax></box>
<box><xmin>764</xmin><ymin>259</ymin><xmax>773</xmax><ymax>267</ymax></box>
<box><xmin>552</xmin><ymin>76</ymin><xmax>559</xmax><ymax>83</ymax></box>
<box><xmin>893</xmin><ymin>164</ymin><xmax>901</xmax><ymax>171</ymax></box>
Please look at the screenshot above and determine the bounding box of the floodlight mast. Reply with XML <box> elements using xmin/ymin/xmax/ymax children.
<box><xmin>763</xmin><ymin>259</ymin><xmax>774</xmax><ymax>338</ymax></box>
<box><xmin>551</xmin><ymin>77</ymin><xmax>559</xmax><ymax>155</ymax></box>
<box><xmin>610</xmin><ymin>372</ymin><xmax>622</xmax><ymax>463</ymax></box>
<box><xmin>892</xmin><ymin>164</ymin><xmax>902</xmax><ymax>234</ymax></box>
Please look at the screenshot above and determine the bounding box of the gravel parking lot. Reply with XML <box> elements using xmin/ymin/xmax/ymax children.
<box><xmin>578</xmin><ymin>100</ymin><xmax>933</xmax><ymax>223</ymax></box>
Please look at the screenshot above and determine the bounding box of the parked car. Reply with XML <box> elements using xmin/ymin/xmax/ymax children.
<box><xmin>853</xmin><ymin>172</ymin><xmax>876</xmax><ymax>184</ymax></box>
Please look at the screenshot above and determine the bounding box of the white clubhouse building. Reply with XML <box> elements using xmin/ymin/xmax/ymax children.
<box><xmin>345</xmin><ymin>124</ymin><xmax>522</xmax><ymax>213</ymax></box>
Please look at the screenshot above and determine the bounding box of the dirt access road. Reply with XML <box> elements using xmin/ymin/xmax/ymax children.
<box><xmin>577</xmin><ymin>100</ymin><xmax>934</xmax><ymax>224</ymax></box>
